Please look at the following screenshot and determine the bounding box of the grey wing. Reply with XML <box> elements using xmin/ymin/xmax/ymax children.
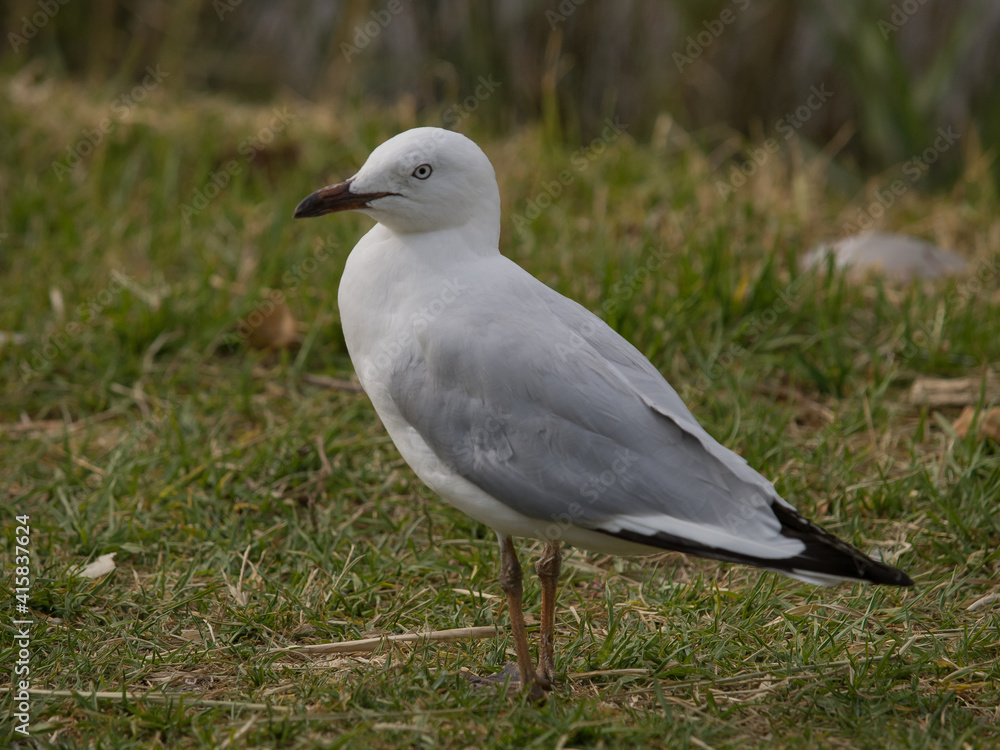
<box><xmin>385</xmin><ymin>278</ymin><xmax>803</xmax><ymax>562</ymax></box>
<box><xmin>538</xmin><ymin>283</ymin><xmax>784</xmax><ymax>501</ymax></box>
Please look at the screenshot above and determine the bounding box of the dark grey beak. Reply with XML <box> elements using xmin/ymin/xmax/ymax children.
<box><xmin>293</xmin><ymin>179</ymin><xmax>396</xmax><ymax>219</ymax></box>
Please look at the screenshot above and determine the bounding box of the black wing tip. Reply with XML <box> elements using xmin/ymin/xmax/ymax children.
<box><xmin>835</xmin><ymin>557</ymin><xmax>914</xmax><ymax>587</ymax></box>
<box><xmin>769</xmin><ymin>501</ymin><xmax>914</xmax><ymax>587</ymax></box>
<box><xmin>863</xmin><ymin>564</ymin><xmax>914</xmax><ymax>587</ymax></box>
<box><xmin>592</xmin><ymin>502</ymin><xmax>915</xmax><ymax>588</ymax></box>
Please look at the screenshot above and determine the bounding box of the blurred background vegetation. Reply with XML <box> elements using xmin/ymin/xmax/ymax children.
<box><xmin>3</xmin><ymin>0</ymin><xmax>998</xmax><ymax>187</ymax></box>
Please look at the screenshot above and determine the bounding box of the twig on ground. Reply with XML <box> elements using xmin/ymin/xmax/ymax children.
<box><xmin>301</xmin><ymin>373</ymin><xmax>364</xmax><ymax>392</ymax></box>
<box><xmin>269</xmin><ymin>626</ymin><xmax>500</xmax><ymax>656</ymax></box>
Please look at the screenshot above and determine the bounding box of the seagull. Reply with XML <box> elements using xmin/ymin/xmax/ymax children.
<box><xmin>293</xmin><ymin>127</ymin><xmax>913</xmax><ymax>701</ymax></box>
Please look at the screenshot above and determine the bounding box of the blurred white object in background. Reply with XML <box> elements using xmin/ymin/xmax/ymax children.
<box><xmin>801</xmin><ymin>231</ymin><xmax>968</xmax><ymax>280</ymax></box>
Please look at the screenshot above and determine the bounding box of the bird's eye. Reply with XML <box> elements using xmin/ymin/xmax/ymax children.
<box><xmin>412</xmin><ymin>164</ymin><xmax>433</xmax><ymax>180</ymax></box>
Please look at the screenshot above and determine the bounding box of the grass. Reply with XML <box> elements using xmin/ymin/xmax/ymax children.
<box><xmin>1</xmin><ymin>73</ymin><xmax>999</xmax><ymax>749</ymax></box>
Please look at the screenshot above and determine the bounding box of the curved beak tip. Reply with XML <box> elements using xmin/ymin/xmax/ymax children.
<box><xmin>292</xmin><ymin>194</ymin><xmax>319</xmax><ymax>219</ymax></box>
<box><xmin>292</xmin><ymin>180</ymin><xmax>355</xmax><ymax>220</ymax></box>
<box><xmin>293</xmin><ymin>180</ymin><xmax>396</xmax><ymax>220</ymax></box>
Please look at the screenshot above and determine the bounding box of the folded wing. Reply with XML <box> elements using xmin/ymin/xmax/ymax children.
<box><xmin>386</xmin><ymin>268</ymin><xmax>911</xmax><ymax>586</ymax></box>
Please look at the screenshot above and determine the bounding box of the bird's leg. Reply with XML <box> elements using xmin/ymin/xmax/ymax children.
<box><xmin>534</xmin><ymin>541</ymin><xmax>562</xmax><ymax>689</ymax></box>
<box><xmin>497</xmin><ymin>535</ymin><xmax>545</xmax><ymax>702</ymax></box>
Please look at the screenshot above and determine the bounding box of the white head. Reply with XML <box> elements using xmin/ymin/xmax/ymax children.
<box><xmin>294</xmin><ymin>127</ymin><xmax>501</xmax><ymax>240</ymax></box>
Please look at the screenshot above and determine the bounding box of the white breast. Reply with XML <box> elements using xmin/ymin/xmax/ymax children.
<box><xmin>336</xmin><ymin>225</ymin><xmax>533</xmax><ymax>533</ymax></box>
